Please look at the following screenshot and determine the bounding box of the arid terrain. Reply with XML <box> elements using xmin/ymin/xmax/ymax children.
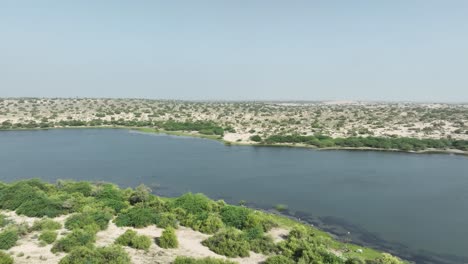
<box><xmin>1</xmin><ymin>98</ymin><xmax>467</xmax><ymax>144</ymax></box>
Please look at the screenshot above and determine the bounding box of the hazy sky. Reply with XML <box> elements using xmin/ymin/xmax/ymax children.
<box><xmin>1</xmin><ymin>1</ymin><xmax>467</xmax><ymax>101</ymax></box>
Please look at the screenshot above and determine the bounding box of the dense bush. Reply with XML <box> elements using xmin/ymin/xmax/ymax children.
<box><xmin>345</xmin><ymin>257</ymin><xmax>366</xmax><ymax>264</ymax></box>
<box><xmin>114</xmin><ymin>207</ymin><xmax>158</xmax><ymax>228</ymax></box>
<box><xmin>115</xmin><ymin>230</ymin><xmax>152</xmax><ymax>251</ymax></box>
<box><xmin>65</xmin><ymin>210</ymin><xmax>113</xmax><ymax>231</ymax></box>
<box><xmin>172</xmin><ymin>193</ymin><xmax>213</xmax><ymax>215</ymax></box>
<box><xmin>264</xmin><ymin>255</ymin><xmax>295</xmax><ymax>264</ymax></box>
<box><xmin>51</xmin><ymin>229</ymin><xmax>96</xmax><ymax>253</ymax></box>
<box><xmin>154</xmin><ymin>212</ymin><xmax>178</xmax><ymax>229</ymax></box>
<box><xmin>159</xmin><ymin>120</ymin><xmax>224</xmax><ymax>136</ymax></box>
<box><xmin>0</xmin><ymin>251</ymin><xmax>13</xmax><ymax>264</ymax></box>
<box><xmin>157</xmin><ymin>227</ymin><xmax>178</xmax><ymax>249</ymax></box>
<box><xmin>173</xmin><ymin>256</ymin><xmax>237</xmax><ymax>264</ymax></box>
<box><xmin>58</xmin><ymin>181</ymin><xmax>93</xmax><ymax>197</ymax></box>
<box><xmin>16</xmin><ymin>195</ymin><xmax>66</xmax><ymax>217</ymax></box>
<box><xmin>0</xmin><ymin>181</ymin><xmax>46</xmax><ymax>210</ymax></box>
<box><xmin>220</xmin><ymin>205</ymin><xmax>251</xmax><ymax>230</ymax></box>
<box><xmin>59</xmin><ymin>245</ymin><xmax>131</xmax><ymax>264</ymax></box>
<box><xmin>0</xmin><ymin>229</ymin><xmax>18</xmax><ymax>250</ymax></box>
<box><xmin>94</xmin><ymin>184</ymin><xmax>128</xmax><ymax>213</ymax></box>
<box><xmin>201</xmin><ymin>228</ymin><xmax>250</xmax><ymax>258</ymax></box>
<box><xmin>39</xmin><ymin>230</ymin><xmax>58</xmax><ymax>244</ymax></box>
<box><xmin>31</xmin><ymin>218</ymin><xmax>62</xmax><ymax>231</ymax></box>
<box><xmin>370</xmin><ymin>253</ymin><xmax>404</xmax><ymax>264</ymax></box>
<box><xmin>0</xmin><ymin>214</ymin><xmax>10</xmax><ymax>228</ymax></box>
<box><xmin>198</xmin><ymin>213</ymin><xmax>224</xmax><ymax>234</ymax></box>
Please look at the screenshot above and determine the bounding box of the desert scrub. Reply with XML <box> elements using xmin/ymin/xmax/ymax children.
<box><xmin>201</xmin><ymin>228</ymin><xmax>250</xmax><ymax>258</ymax></box>
<box><xmin>51</xmin><ymin>229</ymin><xmax>96</xmax><ymax>253</ymax></box>
<box><xmin>31</xmin><ymin>218</ymin><xmax>62</xmax><ymax>231</ymax></box>
<box><xmin>39</xmin><ymin>230</ymin><xmax>57</xmax><ymax>244</ymax></box>
<box><xmin>220</xmin><ymin>205</ymin><xmax>251</xmax><ymax>230</ymax></box>
<box><xmin>59</xmin><ymin>245</ymin><xmax>130</xmax><ymax>264</ymax></box>
<box><xmin>65</xmin><ymin>210</ymin><xmax>113</xmax><ymax>231</ymax></box>
<box><xmin>0</xmin><ymin>214</ymin><xmax>11</xmax><ymax>228</ymax></box>
<box><xmin>114</xmin><ymin>207</ymin><xmax>158</xmax><ymax>228</ymax></box>
<box><xmin>0</xmin><ymin>228</ymin><xmax>18</xmax><ymax>250</ymax></box>
<box><xmin>157</xmin><ymin>227</ymin><xmax>178</xmax><ymax>249</ymax></box>
<box><xmin>115</xmin><ymin>230</ymin><xmax>152</xmax><ymax>251</ymax></box>
<box><xmin>154</xmin><ymin>212</ymin><xmax>178</xmax><ymax>229</ymax></box>
<box><xmin>264</xmin><ymin>255</ymin><xmax>295</xmax><ymax>264</ymax></box>
<box><xmin>173</xmin><ymin>256</ymin><xmax>237</xmax><ymax>264</ymax></box>
<box><xmin>0</xmin><ymin>251</ymin><xmax>14</xmax><ymax>264</ymax></box>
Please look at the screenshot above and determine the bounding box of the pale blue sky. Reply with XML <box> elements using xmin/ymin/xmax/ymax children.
<box><xmin>1</xmin><ymin>1</ymin><xmax>467</xmax><ymax>101</ymax></box>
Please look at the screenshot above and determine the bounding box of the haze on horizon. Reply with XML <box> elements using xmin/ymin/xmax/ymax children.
<box><xmin>1</xmin><ymin>1</ymin><xmax>467</xmax><ymax>102</ymax></box>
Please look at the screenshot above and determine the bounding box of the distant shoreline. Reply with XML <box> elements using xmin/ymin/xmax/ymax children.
<box><xmin>1</xmin><ymin>126</ymin><xmax>467</xmax><ymax>156</ymax></box>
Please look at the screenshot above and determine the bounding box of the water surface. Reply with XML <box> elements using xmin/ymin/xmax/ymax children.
<box><xmin>0</xmin><ymin>129</ymin><xmax>467</xmax><ymax>263</ymax></box>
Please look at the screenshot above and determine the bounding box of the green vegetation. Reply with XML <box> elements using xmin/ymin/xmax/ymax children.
<box><xmin>39</xmin><ymin>230</ymin><xmax>58</xmax><ymax>244</ymax></box>
<box><xmin>0</xmin><ymin>179</ymin><xmax>403</xmax><ymax>263</ymax></box>
<box><xmin>264</xmin><ymin>134</ymin><xmax>468</xmax><ymax>152</ymax></box>
<box><xmin>173</xmin><ymin>256</ymin><xmax>237</xmax><ymax>264</ymax></box>
<box><xmin>115</xmin><ymin>230</ymin><xmax>152</xmax><ymax>251</ymax></box>
<box><xmin>157</xmin><ymin>227</ymin><xmax>178</xmax><ymax>249</ymax></box>
<box><xmin>0</xmin><ymin>251</ymin><xmax>13</xmax><ymax>264</ymax></box>
<box><xmin>58</xmin><ymin>245</ymin><xmax>130</xmax><ymax>264</ymax></box>
<box><xmin>0</xmin><ymin>228</ymin><xmax>18</xmax><ymax>250</ymax></box>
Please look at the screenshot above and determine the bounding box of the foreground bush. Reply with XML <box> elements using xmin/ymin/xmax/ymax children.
<box><xmin>220</xmin><ymin>206</ymin><xmax>250</xmax><ymax>230</ymax></box>
<box><xmin>39</xmin><ymin>230</ymin><xmax>58</xmax><ymax>244</ymax></box>
<box><xmin>172</xmin><ymin>193</ymin><xmax>213</xmax><ymax>215</ymax></box>
<box><xmin>173</xmin><ymin>256</ymin><xmax>237</xmax><ymax>264</ymax></box>
<box><xmin>0</xmin><ymin>251</ymin><xmax>13</xmax><ymax>264</ymax></box>
<box><xmin>51</xmin><ymin>229</ymin><xmax>96</xmax><ymax>253</ymax></box>
<box><xmin>201</xmin><ymin>228</ymin><xmax>249</xmax><ymax>258</ymax></box>
<box><xmin>15</xmin><ymin>195</ymin><xmax>66</xmax><ymax>217</ymax></box>
<box><xmin>59</xmin><ymin>245</ymin><xmax>131</xmax><ymax>264</ymax></box>
<box><xmin>0</xmin><ymin>229</ymin><xmax>18</xmax><ymax>250</ymax></box>
<box><xmin>65</xmin><ymin>210</ymin><xmax>113</xmax><ymax>231</ymax></box>
<box><xmin>114</xmin><ymin>207</ymin><xmax>158</xmax><ymax>228</ymax></box>
<box><xmin>115</xmin><ymin>230</ymin><xmax>152</xmax><ymax>251</ymax></box>
<box><xmin>31</xmin><ymin>218</ymin><xmax>62</xmax><ymax>231</ymax></box>
<box><xmin>0</xmin><ymin>214</ymin><xmax>11</xmax><ymax>228</ymax></box>
<box><xmin>264</xmin><ymin>255</ymin><xmax>295</xmax><ymax>264</ymax></box>
<box><xmin>157</xmin><ymin>227</ymin><xmax>178</xmax><ymax>249</ymax></box>
<box><xmin>370</xmin><ymin>253</ymin><xmax>404</xmax><ymax>264</ymax></box>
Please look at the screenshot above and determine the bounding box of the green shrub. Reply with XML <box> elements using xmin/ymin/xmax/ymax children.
<box><xmin>173</xmin><ymin>256</ymin><xmax>237</xmax><ymax>264</ymax></box>
<box><xmin>95</xmin><ymin>184</ymin><xmax>128</xmax><ymax>213</ymax></box>
<box><xmin>172</xmin><ymin>193</ymin><xmax>213</xmax><ymax>215</ymax></box>
<box><xmin>199</xmin><ymin>213</ymin><xmax>224</xmax><ymax>234</ymax></box>
<box><xmin>248</xmin><ymin>236</ymin><xmax>276</xmax><ymax>254</ymax></box>
<box><xmin>59</xmin><ymin>245</ymin><xmax>131</xmax><ymax>264</ymax></box>
<box><xmin>264</xmin><ymin>255</ymin><xmax>295</xmax><ymax>264</ymax></box>
<box><xmin>220</xmin><ymin>205</ymin><xmax>250</xmax><ymax>229</ymax></box>
<box><xmin>345</xmin><ymin>257</ymin><xmax>366</xmax><ymax>264</ymax></box>
<box><xmin>31</xmin><ymin>218</ymin><xmax>62</xmax><ymax>231</ymax></box>
<box><xmin>0</xmin><ymin>251</ymin><xmax>13</xmax><ymax>264</ymax></box>
<box><xmin>157</xmin><ymin>227</ymin><xmax>178</xmax><ymax>249</ymax></box>
<box><xmin>0</xmin><ymin>182</ymin><xmax>44</xmax><ymax>210</ymax></box>
<box><xmin>0</xmin><ymin>214</ymin><xmax>11</xmax><ymax>228</ymax></box>
<box><xmin>114</xmin><ymin>207</ymin><xmax>158</xmax><ymax>228</ymax></box>
<box><xmin>115</xmin><ymin>230</ymin><xmax>152</xmax><ymax>251</ymax></box>
<box><xmin>39</xmin><ymin>230</ymin><xmax>58</xmax><ymax>244</ymax></box>
<box><xmin>371</xmin><ymin>253</ymin><xmax>404</xmax><ymax>264</ymax></box>
<box><xmin>201</xmin><ymin>228</ymin><xmax>249</xmax><ymax>258</ymax></box>
<box><xmin>51</xmin><ymin>229</ymin><xmax>96</xmax><ymax>253</ymax></box>
<box><xmin>58</xmin><ymin>181</ymin><xmax>93</xmax><ymax>197</ymax></box>
<box><xmin>65</xmin><ymin>210</ymin><xmax>113</xmax><ymax>231</ymax></box>
<box><xmin>16</xmin><ymin>195</ymin><xmax>66</xmax><ymax>217</ymax></box>
<box><xmin>155</xmin><ymin>212</ymin><xmax>178</xmax><ymax>229</ymax></box>
<box><xmin>0</xmin><ymin>229</ymin><xmax>18</xmax><ymax>250</ymax></box>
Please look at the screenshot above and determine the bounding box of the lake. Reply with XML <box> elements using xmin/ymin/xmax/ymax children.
<box><xmin>0</xmin><ymin>128</ymin><xmax>467</xmax><ymax>263</ymax></box>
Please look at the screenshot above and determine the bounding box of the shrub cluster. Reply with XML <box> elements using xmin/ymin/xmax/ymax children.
<box><xmin>39</xmin><ymin>230</ymin><xmax>58</xmax><ymax>244</ymax></box>
<box><xmin>51</xmin><ymin>229</ymin><xmax>96</xmax><ymax>253</ymax></box>
<box><xmin>115</xmin><ymin>230</ymin><xmax>152</xmax><ymax>251</ymax></box>
<box><xmin>0</xmin><ymin>251</ymin><xmax>13</xmax><ymax>264</ymax></box>
<box><xmin>157</xmin><ymin>227</ymin><xmax>178</xmax><ymax>249</ymax></box>
<box><xmin>65</xmin><ymin>210</ymin><xmax>113</xmax><ymax>231</ymax></box>
<box><xmin>31</xmin><ymin>218</ymin><xmax>62</xmax><ymax>231</ymax></box>
<box><xmin>173</xmin><ymin>256</ymin><xmax>237</xmax><ymax>264</ymax></box>
<box><xmin>201</xmin><ymin>228</ymin><xmax>250</xmax><ymax>258</ymax></box>
<box><xmin>58</xmin><ymin>245</ymin><xmax>131</xmax><ymax>264</ymax></box>
<box><xmin>0</xmin><ymin>228</ymin><xmax>18</xmax><ymax>250</ymax></box>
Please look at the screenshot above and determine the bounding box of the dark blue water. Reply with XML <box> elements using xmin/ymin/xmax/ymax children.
<box><xmin>0</xmin><ymin>129</ymin><xmax>467</xmax><ymax>262</ymax></box>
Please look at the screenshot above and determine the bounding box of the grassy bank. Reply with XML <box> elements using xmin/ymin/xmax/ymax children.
<box><xmin>0</xmin><ymin>179</ymin><xmax>404</xmax><ymax>264</ymax></box>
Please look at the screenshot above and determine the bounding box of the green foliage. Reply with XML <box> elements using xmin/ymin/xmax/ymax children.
<box><xmin>201</xmin><ymin>228</ymin><xmax>250</xmax><ymax>258</ymax></box>
<box><xmin>31</xmin><ymin>218</ymin><xmax>62</xmax><ymax>231</ymax></box>
<box><xmin>58</xmin><ymin>181</ymin><xmax>93</xmax><ymax>197</ymax></box>
<box><xmin>39</xmin><ymin>230</ymin><xmax>58</xmax><ymax>244</ymax></box>
<box><xmin>15</xmin><ymin>194</ymin><xmax>66</xmax><ymax>217</ymax></box>
<box><xmin>128</xmin><ymin>184</ymin><xmax>151</xmax><ymax>205</ymax></box>
<box><xmin>0</xmin><ymin>181</ymin><xmax>49</xmax><ymax>211</ymax></box>
<box><xmin>0</xmin><ymin>251</ymin><xmax>13</xmax><ymax>264</ymax></box>
<box><xmin>0</xmin><ymin>214</ymin><xmax>11</xmax><ymax>228</ymax></box>
<box><xmin>345</xmin><ymin>257</ymin><xmax>366</xmax><ymax>264</ymax></box>
<box><xmin>0</xmin><ymin>229</ymin><xmax>18</xmax><ymax>250</ymax></box>
<box><xmin>264</xmin><ymin>255</ymin><xmax>295</xmax><ymax>264</ymax></box>
<box><xmin>51</xmin><ymin>229</ymin><xmax>96</xmax><ymax>253</ymax></box>
<box><xmin>250</xmin><ymin>135</ymin><xmax>262</xmax><ymax>142</ymax></box>
<box><xmin>173</xmin><ymin>256</ymin><xmax>237</xmax><ymax>264</ymax></box>
<box><xmin>371</xmin><ymin>253</ymin><xmax>404</xmax><ymax>264</ymax></box>
<box><xmin>59</xmin><ymin>245</ymin><xmax>131</xmax><ymax>264</ymax></box>
<box><xmin>198</xmin><ymin>213</ymin><xmax>224</xmax><ymax>234</ymax></box>
<box><xmin>172</xmin><ymin>193</ymin><xmax>213</xmax><ymax>215</ymax></box>
<box><xmin>114</xmin><ymin>207</ymin><xmax>158</xmax><ymax>228</ymax></box>
<box><xmin>160</xmin><ymin>120</ymin><xmax>224</xmax><ymax>136</ymax></box>
<box><xmin>115</xmin><ymin>230</ymin><xmax>152</xmax><ymax>251</ymax></box>
<box><xmin>157</xmin><ymin>227</ymin><xmax>178</xmax><ymax>249</ymax></box>
<box><xmin>65</xmin><ymin>210</ymin><xmax>113</xmax><ymax>231</ymax></box>
<box><xmin>95</xmin><ymin>184</ymin><xmax>128</xmax><ymax>213</ymax></box>
<box><xmin>155</xmin><ymin>212</ymin><xmax>178</xmax><ymax>229</ymax></box>
<box><xmin>220</xmin><ymin>205</ymin><xmax>251</xmax><ymax>230</ymax></box>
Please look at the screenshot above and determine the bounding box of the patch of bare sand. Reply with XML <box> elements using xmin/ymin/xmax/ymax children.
<box><xmin>267</xmin><ymin>227</ymin><xmax>289</xmax><ymax>243</ymax></box>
